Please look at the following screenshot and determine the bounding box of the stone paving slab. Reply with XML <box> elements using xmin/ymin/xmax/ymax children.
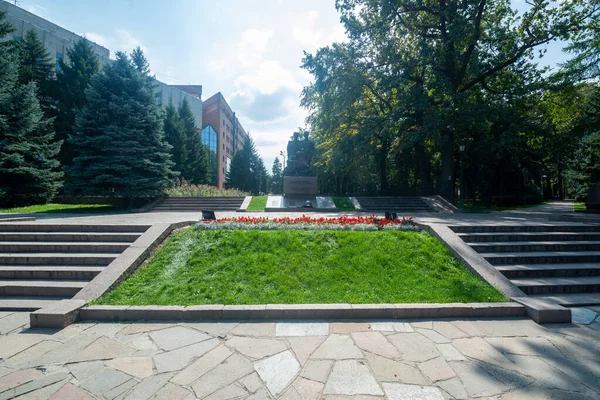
<box><xmin>0</xmin><ymin>315</ymin><xmax>599</xmax><ymax>399</ymax></box>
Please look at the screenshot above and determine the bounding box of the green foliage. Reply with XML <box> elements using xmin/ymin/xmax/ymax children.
<box><xmin>55</xmin><ymin>38</ymin><xmax>100</xmax><ymax>166</ymax></box>
<box><xmin>164</xmin><ymin>179</ymin><xmax>249</xmax><ymax>197</ymax></box>
<box><xmin>179</xmin><ymin>98</ymin><xmax>209</xmax><ymax>184</ymax></box>
<box><xmin>332</xmin><ymin>197</ymin><xmax>355</xmax><ymax>211</ymax></box>
<box><xmin>302</xmin><ymin>0</ymin><xmax>599</xmax><ymax>202</ymax></box>
<box><xmin>270</xmin><ymin>157</ymin><xmax>283</xmax><ymax>194</ymax></box>
<box><xmin>163</xmin><ymin>104</ymin><xmax>187</xmax><ymax>176</ymax></box>
<box><xmin>66</xmin><ymin>51</ymin><xmax>174</xmax><ymax>199</ymax></box>
<box><xmin>95</xmin><ymin>228</ymin><xmax>506</xmax><ymax>305</ymax></box>
<box><xmin>0</xmin><ymin>203</ymin><xmax>114</xmax><ymax>214</ymax></box>
<box><xmin>226</xmin><ymin>136</ymin><xmax>268</xmax><ymax>194</ymax></box>
<box><xmin>0</xmin><ymin>25</ymin><xmax>63</xmax><ymax>207</ymax></box>
<box><xmin>16</xmin><ymin>29</ymin><xmax>55</xmax><ymax>115</ymax></box>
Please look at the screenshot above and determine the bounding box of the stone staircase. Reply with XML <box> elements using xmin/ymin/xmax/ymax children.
<box><xmin>453</xmin><ymin>224</ymin><xmax>600</xmax><ymax>306</ymax></box>
<box><xmin>355</xmin><ymin>197</ymin><xmax>435</xmax><ymax>213</ymax></box>
<box><xmin>0</xmin><ymin>224</ymin><xmax>149</xmax><ymax>311</ymax></box>
<box><xmin>152</xmin><ymin>196</ymin><xmax>245</xmax><ymax>212</ymax></box>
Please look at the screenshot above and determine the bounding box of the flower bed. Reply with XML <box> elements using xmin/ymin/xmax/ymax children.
<box><xmin>165</xmin><ymin>179</ymin><xmax>249</xmax><ymax>197</ymax></box>
<box><xmin>195</xmin><ymin>215</ymin><xmax>418</xmax><ymax>231</ymax></box>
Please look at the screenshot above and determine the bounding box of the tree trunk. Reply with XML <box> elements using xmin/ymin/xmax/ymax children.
<box><xmin>439</xmin><ymin>130</ymin><xmax>454</xmax><ymax>202</ymax></box>
<box><xmin>379</xmin><ymin>140</ymin><xmax>389</xmax><ymax>194</ymax></box>
<box><xmin>557</xmin><ymin>164</ymin><xmax>564</xmax><ymax>200</ymax></box>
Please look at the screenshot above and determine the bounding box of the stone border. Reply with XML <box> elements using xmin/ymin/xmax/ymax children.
<box><xmin>424</xmin><ymin>223</ymin><xmax>571</xmax><ymax>324</ymax></box>
<box><xmin>0</xmin><ymin>216</ymin><xmax>36</xmax><ymax>222</ymax></box>
<box><xmin>349</xmin><ymin>197</ymin><xmax>362</xmax><ymax>210</ymax></box>
<box><xmin>78</xmin><ymin>302</ymin><xmax>525</xmax><ymax>321</ymax></box>
<box><xmin>237</xmin><ymin>196</ymin><xmax>253</xmax><ymax>212</ymax></box>
<box><xmin>130</xmin><ymin>195</ymin><xmax>165</xmax><ymax>213</ymax></box>
<box><xmin>30</xmin><ymin>220</ymin><xmax>196</xmax><ymax>328</ymax></box>
<box><xmin>421</xmin><ymin>195</ymin><xmax>457</xmax><ymax>213</ymax></box>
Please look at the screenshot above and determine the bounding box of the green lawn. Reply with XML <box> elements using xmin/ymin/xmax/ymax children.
<box><xmin>247</xmin><ymin>196</ymin><xmax>267</xmax><ymax>211</ymax></box>
<box><xmin>96</xmin><ymin>228</ymin><xmax>506</xmax><ymax>305</ymax></box>
<box><xmin>333</xmin><ymin>196</ymin><xmax>355</xmax><ymax>211</ymax></box>
<box><xmin>0</xmin><ymin>203</ymin><xmax>115</xmax><ymax>214</ymax></box>
<box><xmin>574</xmin><ymin>202</ymin><xmax>586</xmax><ymax>212</ymax></box>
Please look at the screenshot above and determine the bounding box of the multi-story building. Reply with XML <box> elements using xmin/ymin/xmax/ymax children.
<box><xmin>202</xmin><ymin>92</ymin><xmax>249</xmax><ymax>189</ymax></box>
<box><xmin>0</xmin><ymin>1</ymin><xmax>203</xmax><ymax>130</ymax></box>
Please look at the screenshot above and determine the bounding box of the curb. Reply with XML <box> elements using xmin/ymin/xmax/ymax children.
<box><xmin>237</xmin><ymin>196</ymin><xmax>253</xmax><ymax>212</ymax></box>
<box><xmin>0</xmin><ymin>216</ymin><xmax>36</xmax><ymax>223</ymax></box>
<box><xmin>79</xmin><ymin>302</ymin><xmax>526</xmax><ymax>322</ymax></box>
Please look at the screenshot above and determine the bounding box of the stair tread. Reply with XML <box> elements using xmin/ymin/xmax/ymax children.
<box><xmin>0</xmin><ymin>297</ymin><xmax>67</xmax><ymax>311</ymax></box>
<box><xmin>529</xmin><ymin>293</ymin><xmax>600</xmax><ymax>306</ymax></box>
<box><xmin>481</xmin><ymin>251</ymin><xmax>600</xmax><ymax>257</ymax></box>
<box><xmin>474</xmin><ymin>241</ymin><xmax>600</xmax><ymax>246</ymax></box>
<box><xmin>0</xmin><ymin>266</ymin><xmax>104</xmax><ymax>272</ymax></box>
<box><xmin>0</xmin><ymin>252</ymin><xmax>120</xmax><ymax>257</ymax></box>
<box><xmin>0</xmin><ymin>279</ymin><xmax>88</xmax><ymax>287</ymax></box>
<box><xmin>512</xmin><ymin>276</ymin><xmax>600</xmax><ymax>286</ymax></box>
<box><xmin>460</xmin><ymin>232</ymin><xmax>600</xmax><ymax>237</ymax></box>
<box><xmin>0</xmin><ymin>241</ymin><xmax>131</xmax><ymax>245</ymax></box>
<box><xmin>496</xmin><ymin>263</ymin><xmax>600</xmax><ymax>271</ymax></box>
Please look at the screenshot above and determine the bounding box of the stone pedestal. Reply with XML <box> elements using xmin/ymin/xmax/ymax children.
<box><xmin>283</xmin><ymin>176</ymin><xmax>317</xmax><ymax>196</ymax></box>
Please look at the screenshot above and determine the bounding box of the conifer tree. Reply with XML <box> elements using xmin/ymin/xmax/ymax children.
<box><xmin>66</xmin><ymin>52</ymin><xmax>174</xmax><ymax>200</ymax></box>
<box><xmin>55</xmin><ymin>38</ymin><xmax>100</xmax><ymax>166</ymax></box>
<box><xmin>163</xmin><ymin>104</ymin><xmax>187</xmax><ymax>176</ymax></box>
<box><xmin>271</xmin><ymin>157</ymin><xmax>283</xmax><ymax>194</ymax></box>
<box><xmin>226</xmin><ymin>136</ymin><xmax>265</xmax><ymax>194</ymax></box>
<box><xmin>179</xmin><ymin>98</ymin><xmax>209</xmax><ymax>184</ymax></box>
<box><xmin>0</xmin><ymin>16</ymin><xmax>63</xmax><ymax>207</ymax></box>
<box><xmin>16</xmin><ymin>29</ymin><xmax>55</xmax><ymax>115</ymax></box>
<box><xmin>130</xmin><ymin>46</ymin><xmax>150</xmax><ymax>75</ymax></box>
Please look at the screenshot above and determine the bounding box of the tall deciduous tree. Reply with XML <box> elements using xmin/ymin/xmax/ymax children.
<box><xmin>16</xmin><ymin>29</ymin><xmax>55</xmax><ymax>115</ymax></box>
<box><xmin>179</xmin><ymin>98</ymin><xmax>209</xmax><ymax>184</ymax></box>
<box><xmin>55</xmin><ymin>38</ymin><xmax>100</xmax><ymax>166</ymax></box>
<box><xmin>66</xmin><ymin>52</ymin><xmax>174</xmax><ymax>200</ymax></box>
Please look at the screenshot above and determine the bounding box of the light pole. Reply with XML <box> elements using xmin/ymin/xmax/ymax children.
<box><xmin>459</xmin><ymin>144</ymin><xmax>465</xmax><ymax>209</ymax></box>
<box><xmin>541</xmin><ymin>174</ymin><xmax>547</xmax><ymax>202</ymax></box>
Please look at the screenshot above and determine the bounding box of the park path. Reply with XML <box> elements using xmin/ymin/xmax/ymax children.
<box><xmin>0</xmin><ymin>311</ymin><xmax>599</xmax><ymax>399</ymax></box>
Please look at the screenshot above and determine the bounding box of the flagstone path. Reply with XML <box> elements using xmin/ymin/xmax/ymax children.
<box><xmin>0</xmin><ymin>310</ymin><xmax>599</xmax><ymax>399</ymax></box>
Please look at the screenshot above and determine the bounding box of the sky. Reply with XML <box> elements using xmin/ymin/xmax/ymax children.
<box><xmin>12</xmin><ymin>0</ymin><xmax>568</xmax><ymax>170</ymax></box>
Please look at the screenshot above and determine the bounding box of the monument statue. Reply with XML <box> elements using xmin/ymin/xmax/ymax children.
<box><xmin>285</xmin><ymin>130</ymin><xmax>315</xmax><ymax>176</ymax></box>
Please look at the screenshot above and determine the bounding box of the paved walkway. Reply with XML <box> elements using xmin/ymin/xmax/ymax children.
<box><xmin>1</xmin><ymin>310</ymin><xmax>599</xmax><ymax>399</ymax></box>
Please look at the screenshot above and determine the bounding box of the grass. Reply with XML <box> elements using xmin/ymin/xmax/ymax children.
<box><xmin>462</xmin><ymin>200</ymin><xmax>549</xmax><ymax>212</ymax></box>
<box><xmin>333</xmin><ymin>196</ymin><xmax>355</xmax><ymax>211</ymax></box>
<box><xmin>0</xmin><ymin>203</ymin><xmax>115</xmax><ymax>214</ymax></box>
<box><xmin>574</xmin><ymin>202</ymin><xmax>586</xmax><ymax>212</ymax></box>
<box><xmin>247</xmin><ymin>196</ymin><xmax>267</xmax><ymax>211</ymax></box>
<box><xmin>165</xmin><ymin>179</ymin><xmax>249</xmax><ymax>197</ymax></box>
<box><xmin>96</xmin><ymin>228</ymin><xmax>506</xmax><ymax>306</ymax></box>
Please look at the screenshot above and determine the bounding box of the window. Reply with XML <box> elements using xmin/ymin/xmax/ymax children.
<box><xmin>157</xmin><ymin>91</ymin><xmax>163</xmax><ymax>106</ymax></box>
<box><xmin>55</xmin><ymin>52</ymin><xmax>63</xmax><ymax>73</ymax></box>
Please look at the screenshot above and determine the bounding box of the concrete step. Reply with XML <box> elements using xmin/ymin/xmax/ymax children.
<box><xmin>0</xmin><ymin>266</ymin><xmax>104</xmax><ymax>280</ymax></box>
<box><xmin>529</xmin><ymin>293</ymin><xmax>600</xmax><ymax>306</ymax></box>
<box><xmin>0</xmin><ymin>224</ymin><xmax>150</xmax><ymax>233</ymax></box>
<box><xmin>451</xmin><ymin>225</ymin><xmax>600</xmax><ymax>233</ymax></box>
<box><xmin>0</xmin><ymin>296</ymin><xmax>67</xmax><ymax>311</ymax></box>
<box><xmin>471</xmin><ymin>241</ymin><xmax>600</xmax><ymax>253</ymax></box>
<box><xmin>496</xmin><ymin>263</ymin><xmax>600</xmax><ymax>278</ymax></box>
<box><xmin>0</xmin><ymin>279</ymin><xmax>88</xmax><ymax>297</ymax></box>
<box><xmin>0</xmin><ymin>232</ymin><xmax>140</xmax><ymax>242</ymax></box>
<box><xmin>152</xmin><ymin>207</ymin><xmax>239</xmax><ymax>211</ymax></box>
<box><xmin>459</xmin><ymin>232</ymin><xmax>600</xmax><ymax>243</ymax></box>
<box><xmin>481</xmin><ymin>251</ymin><xmax>600</xmax><ymax>265</ymax></box>
<box><xmin>0</xmin><ymin>253</ymin><xmax>117</xmax><ymax>266</ymax></box>
<box><xmin>0</xmin><ymin>242</ymin><xmax>130</xmax><ymax>253</ymax></box>
<box><xmin>512</xmin><ymin>276</ymin><xmax>600</xmax><ymax>294</ymax></box>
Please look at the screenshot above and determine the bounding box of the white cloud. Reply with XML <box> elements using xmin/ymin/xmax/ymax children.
<box><xmin>291</xmin><ymin>10</ymin><xmax>347</xmax><ymax>51</ymax></box>
<box><xmin>83</xmin><ymin>32</ymin><xmax>109</xmax><ymax>48</ymax></box>
<box><xmin>237</xmin><ymin>29</ymin><xmax>273</xmax><ymax>67</ymax></box>
<box><xmin>114</xmin><ymin>29</ymin><xmax>147</xmax><ymax>54</ymax></box>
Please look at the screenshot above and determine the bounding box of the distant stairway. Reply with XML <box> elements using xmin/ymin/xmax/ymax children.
<box><xmin>0</xmin><ymin>224</ymin><xmax>149</xmax><ymax>311</ymax></box>
<box><xmin>453</xmin><ymin>224</ymin><xmax>600</xmax><ymax>306</ymax></box>
<box><xmin>152</xmin><ymin>197</ymin><xmax>245</xmax><ymax>212</ymax></box>
<box><xmin>355</xmin><ymin>197</ymin><xmax>435</xmax><ymax>213</ymax></box>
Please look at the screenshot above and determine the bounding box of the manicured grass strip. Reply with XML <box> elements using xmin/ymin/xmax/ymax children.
<box><xmin>96</xmin><ymin>228</ymin><xmax>506</xmax><ymax>306</ymax></box>
<box><xmin>247</xmin><ymin>196</ymin><xmax>267</xmax><ymax>211</ymax></box>
<box><xmin>0</xmin><ymin>203</ymin><xmax>115</xmax><ymax>214</ymax></box>
<box><xmin>574</xmin><ymin>202</ymin><xmax>586</xmax><ymax>212</ymax></box>
<box><xmin>333</xmin><ymin>197</ymin><xmax>355</xmax><ymax>211</ymax></box>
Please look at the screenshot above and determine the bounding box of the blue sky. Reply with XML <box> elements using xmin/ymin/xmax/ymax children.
<box><xmin>15</xmin><ymin>0</ymin><xmax>568</xmax><ymax>169</ymax></box>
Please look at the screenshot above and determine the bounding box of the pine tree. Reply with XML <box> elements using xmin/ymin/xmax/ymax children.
<box><xmin>66</xmin><ymin>52</ymin><xmax>174</xmax><ymax>199</ymax></box>
<box><xmin>179</xmin><ymin>98</ymin><xmax>209</xmax><ymax>184</ymax></box>
<box><xmin>0</xmin><ymin>11</ymin><xmax>14</xmax><ymax>48</ymax></box>
<box><xmin>163</xmin><ymin>104</ymin><xmax>187</xmax><ymax>176</ymax></box>
<box><xmin>130</xmin><ymin>46</ymin><xmax>150</xmax><ymax>75</ymax></box>
<box><xmin>55</xmin><ymin>38</ymin><xmax>100</xmax><ymax>166</ymax></box>
<box><xmin>226</xmin><ymin>136</ymin><xmax>265</xmax><ymax>194</ymax></box>
<box><xmin>271</xmin><ymin>157</ymin><xmax>283</xmax><ymax>194</ymax></box>
<box><xmin>16</xmin><ymin>29</ymin><xmax>55</xmax><ymax>115</ymax></box>
<box><xmin>0</xmin><ymin>20</ymin><xmax>63</xmax><ymax>207</ymax></box>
